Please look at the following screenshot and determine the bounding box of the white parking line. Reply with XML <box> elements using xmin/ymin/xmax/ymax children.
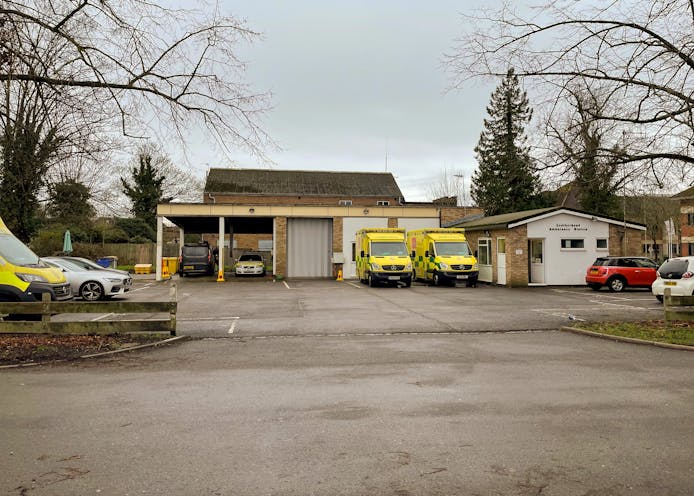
<box><xmin>178</xmin><ymin>316</ymin><xmax>240</xmax><ymax>322</ymax></box>
<box><xmin>227</xmin><ymin>316</ymin><xmax>240</xmax><ymax>334</ymax></box>
<box><xmin>91</xmin><ymin>313</ymin><xmax>114</xmax><ymax>321</ymax></box>
<box><xmin>346</xmin><ymin>282</ymin><xmax>362</xmax><ymax>289</ymax></box>
<box><xmin>283</xmin><ymin>281</ymin><xmax>292</xmax><ymax>290</ymax></box>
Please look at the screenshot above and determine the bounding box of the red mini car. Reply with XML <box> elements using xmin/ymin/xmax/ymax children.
<box><xmin>585</xmin><ymin>256</ymin><xmax>659</xmax><ymax>292</ymax></box>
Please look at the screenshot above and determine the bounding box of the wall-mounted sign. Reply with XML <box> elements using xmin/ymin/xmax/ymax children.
<box><xmin>548</xmin><ymin>223</ymin><xmax>588</xmax><ymax>232</ymax></box>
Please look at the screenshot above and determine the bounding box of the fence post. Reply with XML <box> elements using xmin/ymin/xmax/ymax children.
<box><xmin>41</xmin><ymin>292</ymin><xmax>51</xmax><ymax>333</ymax></box>
<box><xmin>169</xmin><ymin>283</ymin><xmax>177</xmax><ymax>336</ymax></box>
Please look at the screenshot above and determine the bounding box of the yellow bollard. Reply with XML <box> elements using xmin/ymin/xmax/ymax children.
<box><xmin>217</xmin><ymin>268</ymin><xmax>225</xmax><ymax>282</ymax></box>
<box><xmin>161</xmin><ymin>259</ymin><xmax>170</xmax><ymax>280</ymax></box>
<box><xmin>336</xmin><ymin>269</ymin><xmax>343</xmax><ymax>281</ymax></box>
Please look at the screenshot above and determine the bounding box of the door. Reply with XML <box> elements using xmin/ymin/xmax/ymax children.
<box><xmin>287</xmin><ymin>218</ymin><xmax>332</xmax><ymax>277</ymax></box>
<box><xmin>497</xmin><ymin>238</ymin><xmax>506</xmax><ymax>285</ymax></box>
<box><xmin>529</xmin><ymin>239</ymin><xmax>545</xmax><ymax>284</ymax></box>
<box><xmin>477</xmin><ymin>238</ymin><xmax>492</xmax><ymax>283</ymax></box>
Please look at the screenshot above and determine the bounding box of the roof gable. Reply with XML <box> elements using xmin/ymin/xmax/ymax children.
<box><xmin>453</xmin><ymin>207</ymin><xmax>646</xmax><ymax>231</ymax></box>
<box><xmin>204</xmin><ymin>168</ymin><xmax>404</xmax><ymax>198</ymax></box>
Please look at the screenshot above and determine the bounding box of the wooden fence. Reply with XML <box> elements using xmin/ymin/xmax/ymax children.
<box><xmin>73</xmin><ymin>242</ymin><xmax>179</xmax><ymax>266</ymax></box>
<box><xmin>663</xmin><ymin>288</ymin><xmax>694</xmax><ymax>324</ymax></box>
<box><xmin>0</xmin><ymin>286</ymin><xmax>177</xmax><ymax>335</ymax></box>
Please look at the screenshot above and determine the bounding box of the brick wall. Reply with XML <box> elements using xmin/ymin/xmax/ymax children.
<box><xmin>464</xmin><ymin>226</ymin><xmax>528</xmax><ymax>287</ymax></box>
<box><xmin>608</xmin><ymin>225</ymin><xmax>644</xmax><ymax>256</ymax></box>
<box><xmin>332</xmin><ymin>217</ymin><xmax>343</xmax><ymax>278</ymax></box>
<box><xmin>440</xmin><ymin>206</ymin><xmax>483</xmax><ymax>225</ymax></box>
<box><xmin>274</xmin><ymin>217</ymin><xmax>287</xmax><ymax>277</ymax></box>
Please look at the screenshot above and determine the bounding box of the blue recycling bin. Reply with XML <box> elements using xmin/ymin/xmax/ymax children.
<box><xmin>96</xmin><ymin>256</ymin><xmax>118</xmax><ymax>268</ymax></box>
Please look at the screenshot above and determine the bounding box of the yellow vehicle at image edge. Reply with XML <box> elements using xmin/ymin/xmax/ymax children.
<box><xmin>0</xmin><ymin>216</ymin><xmax>72</xmax><ymax>303</ymax></box>
<box><xmin>408</xmin><ymin>228</ymin><xmax>479</xmax><ymax>287</ymax></box>
<box><xmin>355</xmin><ymin>228</ymin><xmax>413</xmax><ymax>287</ymax></box>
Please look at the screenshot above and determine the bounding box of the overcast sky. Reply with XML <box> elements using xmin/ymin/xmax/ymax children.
<box><xmin>186</xmin><ymin>0</ymin><xmax>496</xmax><ymax>202</ymax></box>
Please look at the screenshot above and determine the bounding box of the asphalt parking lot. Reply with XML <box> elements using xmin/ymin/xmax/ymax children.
<box><xmin>123</xmin><ymin>276</ymin><xmax>664</xmax><ymax>338</ymax></box>
<box><xmin>3</xmin><ymin>277</ymin><xmax>693</xmax><ymax>495</ymax></box>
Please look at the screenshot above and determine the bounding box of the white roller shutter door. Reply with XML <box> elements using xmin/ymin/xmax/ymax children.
<box><xmin>287</xmin><ymin>218</ymin><xmax>332</xmax><ymax>277</ymax></box>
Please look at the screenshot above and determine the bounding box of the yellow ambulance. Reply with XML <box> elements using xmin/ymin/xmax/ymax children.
<box><xmin>355</xmin><ymin>228</ymin><xmax>413</xmax><ymax>287</ymax></box>
<box><xmin>0</xmin><ymin>217</ymin><xmax>72</xmax><ymax>302</ymax></box>
<box><xmin>408</xmin><ymin>228</ymin><xmax>478</xmax><ymax>286</ymax></box>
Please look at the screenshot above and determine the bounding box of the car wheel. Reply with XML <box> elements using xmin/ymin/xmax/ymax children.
<box><xmin>607</xmin><ymin>277</ymin><xmax>626</xmax><ymax>292</ymax></box>
<box><xmin>404</xmin><ymin>278</ymin><xmax>412</xmax><ymax>288</ymax></box>
<box><xmin>656</xmin><ymin>294</ymin><xmax>663</xmax><ymax>303</ymax></box>
<box><xmin>588</xmin><ymin>283</ymin><xmax>601</xmax><ymax>291</ymax></box>
<box><xmin>80</xmin><ymin>281</ymin><xmax>105</xmax><ymax>301</ymax></box>
<box><xmin>432</xmin><ymin>272</ymin><xmax>440</xmax><ymax>286</ymax></box>
<box><xmin>368</xmin><ymin>273</ymin><xmax>376</xmax><ymax>287</ymax></box>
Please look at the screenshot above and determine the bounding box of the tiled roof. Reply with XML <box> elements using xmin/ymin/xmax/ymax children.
<box><xmin>454</xmin><ymin>207</ymin><xmax>559</xmax><ymax>229</ymax></box>
<box><xmin>204</xmin><ymin>168</ymin><xmax>404</xmax><ymax>197</ymax></box>
<box><xmin>672</xmin><ymin>185</ymin><xmax>694</xmax><ymax>199</ymax></box>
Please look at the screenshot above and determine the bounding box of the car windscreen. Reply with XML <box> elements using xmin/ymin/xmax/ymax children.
<box><xmin>182</xmin><ymin>246</ymin><xmax>209</xmax><ymax>257</ymax></box>
<box><xmin>658</xmin><ymin>259</ymin><xmax>691</xmax><ymax>279</ymax></box>
<box><xmin>370</xmin><ymin>242</ymin><xmax>408</xmax><ymax>256</ymax></box>
<box><xmin>435</xmin><ymin>242</ymin><xmax>471</xmax><ymax>256</ymax></box>
<box><xmin>239</xmin><ymin>255</ymin><xmax>262</xmax><ymax>261</ymax></box>
<box><xmin>46</xmin><ymin>259</ymin><xmax>84</xmax><ymax>272</ymax></box>
<box><xmin>0</xmin><ymin>234</ymin><xmax>41</xmax><ymax>266</ymax></box>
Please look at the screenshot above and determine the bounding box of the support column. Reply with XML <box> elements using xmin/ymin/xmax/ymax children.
<box><xmin>274</xmin><ymin>217</ymin><xmax>287</xmax><ymax>278</ymax></box>
<box><xmin>156</xmin><ymin>216</ymin><xmax>164</xmax><ymax>281</ymax></box>
<box><xmin>218</xmin><ymin>216</ymin><xmax>225</xmax><ymax>279</ymax></box>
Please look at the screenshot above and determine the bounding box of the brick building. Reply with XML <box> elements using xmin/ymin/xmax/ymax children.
<box><xmin>448</xmin><ymin>207</ymin><xmax>646</xmax><ymax>287</ymax></box>
<box><xmin>156</xmin><ymin>168</ymin><xmax>476</xmax><ymax>280</ymax></box>
<box><xmin>673</xmin><ymin>186</ymin><xmax>694</xmax><ymax>256</ymax></box>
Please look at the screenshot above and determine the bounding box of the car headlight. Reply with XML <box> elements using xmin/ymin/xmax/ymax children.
<box><xmin>472</xmin><ymin>263</ymin><xmax>479</xmax><ymax>270</ymax></box>
<box><xmin>439</xmin><ymin>262</ymin><xmax>449</xmax><ymax>270</ymax></box>
<box><xmin>106</xmin><ymin>278</ymin><xmax>122</xmax><ymax>283</ymax></box>
<box><xmin>16</xmin><ymin>272</ymin><xmax>47</xmax><ymax>283</ymax></box>
<box><xmin>370</xmin><ymin>262</ymin><xmax>382</xmax><ymax>270</ymax></box>
<box><xmin>405</xmin><ymin>263</ymin><xmax>412</xmax><ymax>271</ymax></box>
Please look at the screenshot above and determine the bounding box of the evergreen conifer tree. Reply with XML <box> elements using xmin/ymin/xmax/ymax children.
<box><xmin>471</xmin><ymin>68</ymin><xmax>545</xmax><ymax>216</ymax></box>
<box><xmin>120</xmin><ymin>153</ymin><xmax>172</xmax><ymax>229</ymax></box>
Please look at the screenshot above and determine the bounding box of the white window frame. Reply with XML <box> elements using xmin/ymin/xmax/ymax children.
<box><xmin>478</xmin><ymin>238</ymin><xmax>492</xmax><ymax>266</ymax></box>
<box><xmin>377</xmin><ymin>200</ymin><xmax>390</xmax><ymax>206</ymax></box>
<box><xmin>596</xmin><ymin>238</ymin><xmax>608</xmax><ymax>251</ymax></box>
<box><xmin>339</xmin><ymin>200</ymin><xmax>353</xmax><ymax>206</ymax></box>
<box><xmin>560</xmin><ymin>238</ymin><xmax>585</xmax><ymax>250</ymax></box>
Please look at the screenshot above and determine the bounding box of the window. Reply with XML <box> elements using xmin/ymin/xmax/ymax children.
<box><xmin>688</xmin><ymin>213</ymin><xmax>694</xmax><ymax>226</ymax></box>
<box><xmin>258</xmin><ymin>239</ymin><xmax>273</xmax><ymax>251</ymax></box>
<box><xmin>560</xmin><ymin>239</ymin><xmax>585</xmax><ymax>249</ymax></box>
<box><xmin>688</xmin><ymin>243</ymin><xmax>694</xmax><ymax>256</ymax></box>
<box><xmin>377</xmin><ymin>200</ymin><xmax>390</xmax><ymax>206</ymax></box>
<box><xmin>351</xmin><ymin>242</ymin><xmax>356</xmax><ymax>262</ymax></box>
<box><xmin>596</xmin><ymin>238</ymin><xmax>608</xmax><ymax>250</ymax></box>
<box><xmin>338</xmin><ymin>200</ymin><xmax>352</xmax><ymax>206</ymax></box>
<box><xmin>478</xmin><ymin>239</ymin><xmax>491</xmax><ymax>265</ymax></box>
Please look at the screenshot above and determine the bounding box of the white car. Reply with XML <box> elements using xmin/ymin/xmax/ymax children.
<box><xmin>234</xmin><ymin>254</ymin><xmax>266</xmax><ymax>277</ymax></box>
<box><xmin>43</xmin><ymin>257</ymin><xmax>132</xmax><ymax>301</ymax></box>
<box><xmin>651</xmin><ymin>256</ymin><xmax>694</xmax><ymax>302</ymax></box>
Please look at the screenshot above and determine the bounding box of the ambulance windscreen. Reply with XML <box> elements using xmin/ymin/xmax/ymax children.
<box><xmin>435</xmin><ymin>242</ymin><xmax>471</xmax><ymax>256</ymax></box>
<box><xmin>371</xmin><ymin>242</ymin><xmax>408</xmax><ymax>256</ymax></box>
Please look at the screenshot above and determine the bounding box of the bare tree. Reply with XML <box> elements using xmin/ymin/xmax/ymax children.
<box><xmin>1</xmin><ymin>0</ymin><xmax>271</xmax><ymax>157</ymax></box>
<box><xmin>426</xmin><ymin>167</ymin><xmax>470</xmax><ymax>206</ymax></box>
<box><xmin>446</xmin><ymin>0</ymin><xmax>694</xmax><ymax>188</ymax></box>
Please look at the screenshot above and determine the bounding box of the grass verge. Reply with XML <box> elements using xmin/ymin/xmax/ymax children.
<box><xmin>572</xmin><ymin>321</ymin><xmax>694</xmax><ymax>346</ymax></box>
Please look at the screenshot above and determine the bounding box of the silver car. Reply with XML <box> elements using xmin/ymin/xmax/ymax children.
<box><xmin>61</xmin><ymin>256</ymin><xmax>131</xmax><ymax>279</ymax></box>
<box><xmin>43</xmin><ymin>257</ymin><xmax>132</xmax><ymax>301</ymax></box>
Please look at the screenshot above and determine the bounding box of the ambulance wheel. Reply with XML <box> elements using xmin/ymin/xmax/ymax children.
<box><xmin>432</xmin><ymin>272</ymin><xmax>440</xmax><ymax>286</ymax></box>
<box><xmin>368</xmin><ymin>273</ymin><xmax>377</xmax><ymax>287</ymax></box>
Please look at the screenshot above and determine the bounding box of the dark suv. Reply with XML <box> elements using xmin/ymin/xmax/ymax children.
<box><xmin>585</xmin><ymin>256</ymin><xmax>658</xmax><ymax>292</ymax></box>
<box><xmin>178</xmin><ymin>242</ymin><xmax>214</xmax><ymax>276</ymax></box>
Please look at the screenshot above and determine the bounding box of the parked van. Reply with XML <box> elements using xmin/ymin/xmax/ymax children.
<box><xmin>408</xmin><ymin>228</ymin><xmax>478</xmax><ymax>286</ymax></box>
<box><xmin>0</xmin><ymin>217</ymin><xmax>72</xmax><ymax>302</ymax></box>
<box><xmin>178</xmin><ymin>242</ymin><xmax>214</xmax><ymax>276</ymax></box>
<box><xmin>355</xmin><ymin>228</ymin><xmax>412</xmax><ymax>287</ymax></box>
